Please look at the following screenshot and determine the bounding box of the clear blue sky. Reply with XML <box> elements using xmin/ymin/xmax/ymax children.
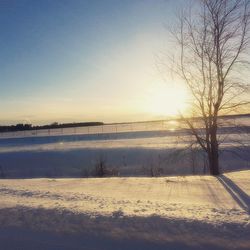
<box><xmin>0</xmin><ymin>0</ymin><xmax>184</xmax><ymax>125</ymax></box>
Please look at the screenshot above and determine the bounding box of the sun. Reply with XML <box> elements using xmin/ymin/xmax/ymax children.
<box><xmin>146</xmin><ymin>83</ymin><xmax>189</xmax><ymax>117</ymax></box>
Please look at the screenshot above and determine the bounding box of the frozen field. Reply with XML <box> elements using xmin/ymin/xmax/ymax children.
<box><xmin>0</xmin><ymin>117</ymin><xmax>250</xmax><ymax>177</ymax></box>
<box><xmin>0</xmin><ymin>170</ymin><xmax>249</xmax><ymax>249</ymax></box>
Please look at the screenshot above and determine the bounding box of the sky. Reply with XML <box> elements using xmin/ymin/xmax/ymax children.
<box><xmin>0</xmin><ymin>0</ymin><xmax>188</xmax><ymax>125</ymax></box>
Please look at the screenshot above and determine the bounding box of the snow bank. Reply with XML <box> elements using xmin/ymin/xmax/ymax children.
<box><xmin>0</xmin><ymin>171</ymin><xmax>249</xmax><ymax>249</ymax></box>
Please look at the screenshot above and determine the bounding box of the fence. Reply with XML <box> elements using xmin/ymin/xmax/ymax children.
<box><xmin>0</xmin><ymin>120</ymin><xmax>177</xmax><ymax>139</ymax></box>
<box><xmin>0</xmin><ymin>116</ymin><xmax>249</xmax><ymax>139</ymax></box>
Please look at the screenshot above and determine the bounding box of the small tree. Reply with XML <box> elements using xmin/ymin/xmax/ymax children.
<box><xmin>171</xmin><ymin>0</ymin><xmax>250</xmax><ymax>175</ymax></box>
<box><xmin>94</xmin><ymin>155</ymin><xmax>107</xmax><ymax>177</ymax></box>
<box><xmin>0</xmin><ymin>165</ymin><xmax>5</xmax><ymax>178</ymax></box>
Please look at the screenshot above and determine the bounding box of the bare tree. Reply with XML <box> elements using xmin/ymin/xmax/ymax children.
<box><xmin>94</xmin><ymin>155</ymin><xmax>107</xmax><ymax>177</ymax></box>
<box><xmin>0</xmin><ymin>165</ymin><xmax>5</xmax><ymax>178</ymax></box>
<box><xmin>171</xmin><ymin>0</ymin><xmax>250</xmax><ymax>175</ymax></box>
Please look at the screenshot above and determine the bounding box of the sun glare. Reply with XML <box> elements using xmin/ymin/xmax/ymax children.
<box><xmin>146</xmin><ymin>83</ymin><xmax>189</xmax><ymax>117</ymax></box>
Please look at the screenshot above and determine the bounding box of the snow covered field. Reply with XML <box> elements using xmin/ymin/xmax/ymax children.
<box><xmin>0</xmin><ymin>170</ymin><xmax>249</xmax><ymax>249</ymax></box>
<box><xmin>0</xmin><ymin>118</ymin><xmax>249</xmax><ymax>248</ymax></box>
<box><xmin>0</xmin><ymin>121</ymin><xmax>249</xmax><ymax>177</ymax></box>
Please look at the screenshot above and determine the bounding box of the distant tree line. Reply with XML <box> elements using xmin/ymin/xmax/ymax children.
<box><xmin>0</xmin><ymin>122</ymin><xmax>104</xmax><ymax>133</ymax></box>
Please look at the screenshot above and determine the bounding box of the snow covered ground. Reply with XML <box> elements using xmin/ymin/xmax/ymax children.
<box><xmin>0</xmin><ymin>129</ymin><xmax>249</xmax><ymax>177</ymax></box>
<box><xmin>0</xmin><ymin>116</ymin><xmax>249</xmax><ymax>177</ymax></box>
<box><xmin>0</xmin><ymin>170</ymin><xmax>249</xmax><ymax>249</ymax></box>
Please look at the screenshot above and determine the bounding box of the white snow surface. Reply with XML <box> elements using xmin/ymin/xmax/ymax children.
<box><xmin>1</xmin><ymin>116</ymin><xmax>249</xmax><ymax>177</ymax></box>
<box><xmin>0</xmin><ymin>170</ymin><xmax>249</xmax><ymax>249</ymax></box>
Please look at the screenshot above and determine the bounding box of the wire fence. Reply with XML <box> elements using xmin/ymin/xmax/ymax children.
<box><xmin>0</xmin><ymin>120</ymin><xmax>175</xmax><ymax>139</ymax></box>
<box><xmin>0</xmin><ymin>116</ymin><xmax>249</xmax><ymax>139</ymax></box>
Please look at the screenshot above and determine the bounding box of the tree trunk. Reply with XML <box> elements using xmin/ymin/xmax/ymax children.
<box><xmin>208</xmin><ymin>127</ymin><xmax>220</xmax><ymax>176</ymax></box>
<box><xmin>208</xmin><ymin>150</ymin><xmax>219</xmax><ymax>175</ymax></box>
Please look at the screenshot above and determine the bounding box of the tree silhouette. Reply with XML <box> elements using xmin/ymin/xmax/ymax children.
<box><xmin>171</xmin><ymin>0</ymin><xmax>250</xmax><ymax>175</ymax></box>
